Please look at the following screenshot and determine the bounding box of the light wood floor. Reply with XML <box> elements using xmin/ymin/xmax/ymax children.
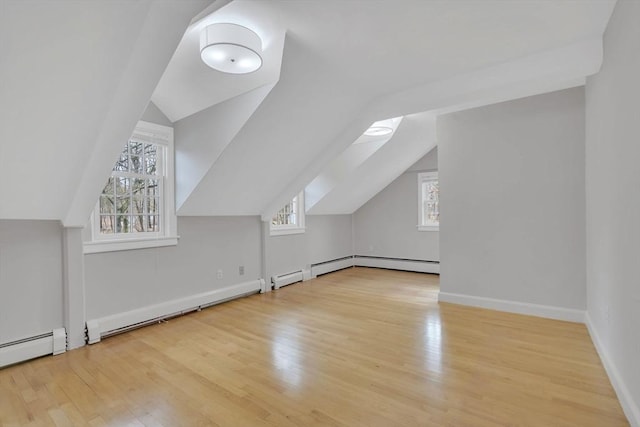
<box><xmin>0</xmin><ymin>267</ymin><xmax>628</xmax><ymax>426</ymax></box>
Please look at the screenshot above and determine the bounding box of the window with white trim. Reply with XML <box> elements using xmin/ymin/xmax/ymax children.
<box><xmin>270</xmin><ymin>192</ymin><xmax>305</xmax><ymax>236</ymax></box>
<box><xmin>85</xmin><ymin>121</ymin><xmax>177</xmax><ymax>253</ymax></box>
<box><xmin>418</xmin><ymin>172</ymin><xmax>439</xmax><ymax>231</ymax></box>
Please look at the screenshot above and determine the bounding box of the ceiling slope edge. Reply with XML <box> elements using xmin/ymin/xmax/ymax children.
<box><xmin>63</xmin><ymin>0</ymin><xmax>212</xmax><ymax>227</ymax></box>
<box><xmin>260</xmin><ymin>37</ymin><xmax>602</xmax><ymax>221</ymax></box>
<box><xmin>308</xmin><ymin>113</ymin><xmax>436</xmax><ymax>215</ymax></box>
<box><xmin>175</xmin><ymin>82</ymin><xmax>278</xmax><ymax>212</ymax></box>
<box><xmin>305</xmin><ymin>118</ymin><xmax>403</xmax><ymax>212</ymax></box>
<box><xmin>372</xmin><ymin>37</ymin><xmax>602</xmax><ymax>119</ymax></box>
<box><xmin>152</xmin><ymin>9</ymin><xmax>287</xmax><ymax>122</ymax></box>
<box><xmin>175</xmin><ymin>31</ymin><xmax>287</xmax><ymax>215</ymax></box>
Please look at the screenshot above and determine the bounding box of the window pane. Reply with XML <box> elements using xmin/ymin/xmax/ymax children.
<box><xmin>421</xmin><ymin>179</ymin><xmax>439</xmax><ymax>225</ymax></box>
<box><xmin>147</xmin><ymin>215</ymin><xmax>160</xmax><ymax>232</ymax></box>
<box><xmin>131</xmin><ymin>215</ymin><xmax>144</xmax><ymax>233</ymax></box>
<box><xmin>129</xmin><ymin>141</ymin><xmax>143</xmax><ymax>156</ymax></box>
<box><xmin>147</xmin><ymin>179</ymin><xmax>159</xmax><ymax>197</ymax></box>
<box><xmin>144</xmin><ymin>143</ymin><xmax>157</xmax><ymax>157</ymax></box>
<box><xmin>116</xmin><ymin>215</ymin><xmax>130</xmax><ymax>233</ymax></box>
<box><xmin>115</xmin><ymin>177</ymin><xmax>130</xmax><ymax>195</ymax></box>
<box><xmin>131</xmin><ymin>196</ymin><xmax>144</xmax><ymax>216</ymax></box>
<box><xmin>146</xmin><ymin>197</ymin><xmax>159</xmax><ymax>215</ymax></box>
<box><xmin>102</xmin><ymin>177</ymin><xmax>114</xmax><ymax>195</ymax></box>
<box><xmin>145</xmin><ymin>144</ymin><xmax>157</xmax><ymax>175</ymax></box>
<box><xmin>132</xmin><ymin>178</ymin><xmax>146</xmax><ymax>197</ymax></box>
<box><xmin>425</xmin><ymin>201</ymin><xmax>439</xmax><ymax>223</ymax></box>
<box><xmin>99</xmin><ymin>215</ymin><xmax>115</xmax><ymax>234</ymax></box>
<box><xmin>99</xmin><ymin>195</ymin><xmax>114</xmax><ymax>214</ymax></box>
<box><xmin>130</xmin><ymin>155</ymin><xmax>143</xmax><ymax>174</ymax></box>
<box><xmin>272</xmin><ymin>197</ymin><xmax>298</xmax><ymax>226</ymax></box>
<box><xmin>116</xmin><ymin>196</ymin><xmax>130</xmax><ymax>214</ymax></box>
<box><xmin>114</xmin><ymin>153</ymin><xmax>128</xmax><ymax>172</ymax></box>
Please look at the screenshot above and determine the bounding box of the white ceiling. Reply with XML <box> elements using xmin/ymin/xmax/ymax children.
<box><xmin>152</xmin><ymin>1</ymin><xmax>286</xmax><ymax>122</ymax></box>
<box><xmin>0</xmin><ymin>0</ymin><xmax>212</xmax><ymax>224</ymax></box>
<box><xmin>308</xmin><ymin>113</ymin><xmax>438</xmax><ymax>215</ymax></box>
<box><xmin>0</xmin><ymin>0</ymin><xmax>617</xmax><ymax>223</ymax></box>
<box><xmin>170</xmin><ymin>0</ymin><xmax>616</xmax><ymax>219</ymax></box>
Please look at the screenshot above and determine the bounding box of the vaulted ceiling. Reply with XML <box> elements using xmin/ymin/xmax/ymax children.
<box><xmin>0</xmin><ymin>0</ymin><xmax>617</xmax><ymax>225</ymax></box>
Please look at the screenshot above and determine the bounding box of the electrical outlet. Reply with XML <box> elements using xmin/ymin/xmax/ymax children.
<box><xmin>239</xmin><ymin>265</ymin><xmax>244</xmax><ymax>275</ymax></box>
<box><xmin>216</xmin><ymin>269</ymin><xmax>223</xmax><ymax>280</ymax></box>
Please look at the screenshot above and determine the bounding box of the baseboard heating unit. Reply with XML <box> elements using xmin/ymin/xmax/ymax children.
<box><xmin>353</xmin><ymin>256</ymin><xmax>440</xmax><ymax>274</ymax></box>
<box><xmin>86</xmin><ymin>279</ymin><xmax>265</xmax><ymax>344</ymax></box>
<box><xmin>272</xmin><ymin>271</ymin><xmax>303</xmax><ymax>290</ymax></box>
<box><xmin>0</xmin><ymin>328</ymin><xmax>66</xmax><ymax>368</ymax></box>
<box><xmin>310</xmin><ymin>256</ymin><xmax>355</xmax><ymax>278</ymax></box>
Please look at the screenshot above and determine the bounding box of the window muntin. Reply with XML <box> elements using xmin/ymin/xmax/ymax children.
<box><xmin>87</xmin><ymin>121</ymin><xmax>177</xmax><ymax>252</ymax></box>
<box><xmin>270</xmin><ymin>192</ymin><xmax>305</xmax><ymax>235</ymax></box>
<box><xmin>418</xmin><ymin>172</ymin><xmax>439</xmax><ymax>231</ymax></box>
<box><xmin>98</xmin><ymin>140</ymin><xmax>163</xmax><ymax>236</ymax></box>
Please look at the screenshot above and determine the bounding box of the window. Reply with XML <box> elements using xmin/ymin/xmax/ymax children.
<box><xmin>418</xmin><ymin>172</ymin><xmax>439</xmax><ymax>231</ymax></box>
<box><xmin>85</xmin><ymin>121</ymin><xmax>177</xmax><ymax>253</ymax></box>
<box><xmin>270</xmin><ymin>191</ymin><xmax>305</xmax><ymax>236</ymax></box>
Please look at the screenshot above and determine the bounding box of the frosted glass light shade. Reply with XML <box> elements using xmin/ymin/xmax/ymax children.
<box><xmin>363</xmin><ymin>117</ymin><xmax>402</xmax><ymax>137</ymax></box>
<box><xmin>364</xmin><ymin>126</ymin><xmax>393</xmax><ymax>136</ymax></box>
<box><xmin>200</xmin><ymin>23</ymin><xmax>263</xmax><ymax>74</ymax></box>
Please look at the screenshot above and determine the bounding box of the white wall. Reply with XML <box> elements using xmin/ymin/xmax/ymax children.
<box><xmin>84</xmin><ymin>216</ymin><xmax>261</xmax><ymax>319</ymax></box>
<box><xmin>264</xmin><ymin>214</ymin><xmax>353</xmax><ymax>281</ymax></box>
<box><xmin>585</xmin><ymin>0</ymin><xmax>640</xmax><ymax>423</ymax></box>
<box><xmin>352</xmin><ymin>148</ymin><xmax>439</xmax><ymax>262</ymax></box>
<box><xmin>0</xmin><ymin>220</ymin><xmax>63</xmax><ymax>343</ymax></box>
<box><xmin>438</xmin><ymin>87</ymin><xmax>586</xmax><ymax>310</ymax></box>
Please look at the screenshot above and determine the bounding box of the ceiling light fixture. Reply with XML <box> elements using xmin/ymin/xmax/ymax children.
<box><xmin>364</xmin><ymin>126</ymin><xmax>394</xmax><ymax>137</ymax></box>
<box><xmin>200</xmin><ymin>23</ymin><xmax>263</xmax><ymax>74</ymax></box>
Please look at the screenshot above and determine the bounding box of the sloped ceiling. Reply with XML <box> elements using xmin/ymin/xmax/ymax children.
<box><xmin>152</xmin><ymin>1</ymin><xmax>286</xmax><ymax>122</ymax></box>
<box><xmin>0</xmin><ymin>0</ymin><xmax>617</xmax><ymax>224</ymax></box>
<box><xmin>0</xmin><ymin>0</ymin><xmax>213</xmax><ymax>225</ymax></box>
<box><xmin>170</xmin><ymin>0</ymin><xmax>615</xmax><ymax>219</ymax></box>
<box><xmin>305</xmin><ymin>118</ymin><xmax>403</xmax><ymax>213</ymax></box>
<box><xmin>308</xmin><ymin>113</ymin><xmax>437</xmax><ymax>215</ymax></box>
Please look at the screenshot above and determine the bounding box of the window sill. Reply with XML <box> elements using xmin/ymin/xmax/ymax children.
<box><xmin>84</xmin><ymin>236</ymin><xmax>179</xmax><ymax>254</ymax></box>
<box><xmin>270</xmin><ymin>227</ymin><xmax>306</xmax><ymax>237</ymax></box>
<box><xmin>417</xmin><ymin>225</ymin><xmax>439</xmax><ymax>232</ymax></box>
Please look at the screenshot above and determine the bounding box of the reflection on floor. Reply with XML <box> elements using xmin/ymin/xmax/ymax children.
<box><xmin>0</xmin><ymin>267</ymin><xmax>628</xmax><ymax>426</ymax></box>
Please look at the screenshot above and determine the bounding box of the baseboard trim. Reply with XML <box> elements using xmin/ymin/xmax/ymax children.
<box><xmin>272</xmin><ymin>271</ymin><xmax>303</xmax><ymax>290</ymax></box>
<box><xmin>86</xmin><ymin>279</ymin><xmax>263</xmax><ymax>343</ymax></box>
<box><xmin>311</xmin><ymin>256</ymin><xmax>355</xmax><ymax>278</ymax></box>
<box><xmin>585</xmin><ymin>313</ymin><xmax>639</xmax><ymax>427</ymax></box>
<box><xmin>0</xmin><ymin>328</ymin><xmax>66</xmax><ymax>368</ymax></box>
<box><xmin>354</xmin><ymin>256</ymin><xmax>439</xmax><ymax>274</ymax></box>
<box><xmin>438</xmin><ymin>291</ymin><xmax>585</xmax><ymax>323</ymax></box>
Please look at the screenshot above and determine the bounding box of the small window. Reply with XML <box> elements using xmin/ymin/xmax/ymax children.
<box><xmin>418</xmin><ymin>172</ymin><xmax>439</xmax><ymax>231</ymax></box>
<box><xmin>85</xmin><ymin>121</ymin><xmax>177</xmax><ymax>253</ymax></box>
<box><xmin>270</xmin><ymin>192</ymin><xmax>305</xmax><ymax>236</ymax></box>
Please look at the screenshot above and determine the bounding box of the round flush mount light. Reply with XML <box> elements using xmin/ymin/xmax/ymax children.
<box><xmin>364</xmin><ymin>126</ymin><xmax>394</xmax><ymax>137</ymax></box>
<box><xmin>200</xmin><ymin>23</ymin><xmax>263</xmax><ymax>74</ymax></box>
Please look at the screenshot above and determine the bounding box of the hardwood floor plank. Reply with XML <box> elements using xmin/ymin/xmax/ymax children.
<box><xmin>0</xmin><ymin>267</ymin><xmax>628</xmax><ymax>426</ymax></box>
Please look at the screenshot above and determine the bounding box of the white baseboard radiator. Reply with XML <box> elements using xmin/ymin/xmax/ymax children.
<box><xmin>310</xmin><ymin>256</ymin><xmax>355</xmax><ymax>278</ymax></box>
<box><xmin>353</xmin><ymin>256</ymin><xmax>440</xmax><ymax>274</ymax></box>
<box><xmin>86</xmin><ymin>279</ymin><xmax>265</xmax><ymax>344</ymax></box>
<box><xmin>272</xmin><ymin>270</ymin><xmax>304</xmax><ymax>290</ymax></box>
<box><xmin>0</xmin><ymin>328</ymin><xmax>66</xmax><ymax>368</ymax></box>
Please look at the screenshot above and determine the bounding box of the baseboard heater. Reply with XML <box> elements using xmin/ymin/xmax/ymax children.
<box><xmin>0</xmin><ymin>328</ymin><xmax>66</xmax><ymax>368</ymax></box>
<box><xmin>86</xmin><ymin>279</ymin><xmax>265</xmax><ymax>344</ymax></box>
<box><xmin>353</xmin><ymin>255</ymin><xmax>440</xmax><ymax>274</ymax></box>
<box><xmin>310</xmin><ymin>256</ymin><xmax>355</xmax><ymax>278</ymax></box>
<box><xmin>272</xmin><ymin>270</ymin><xmax>303</xmax><ymax>290</ymax></box>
